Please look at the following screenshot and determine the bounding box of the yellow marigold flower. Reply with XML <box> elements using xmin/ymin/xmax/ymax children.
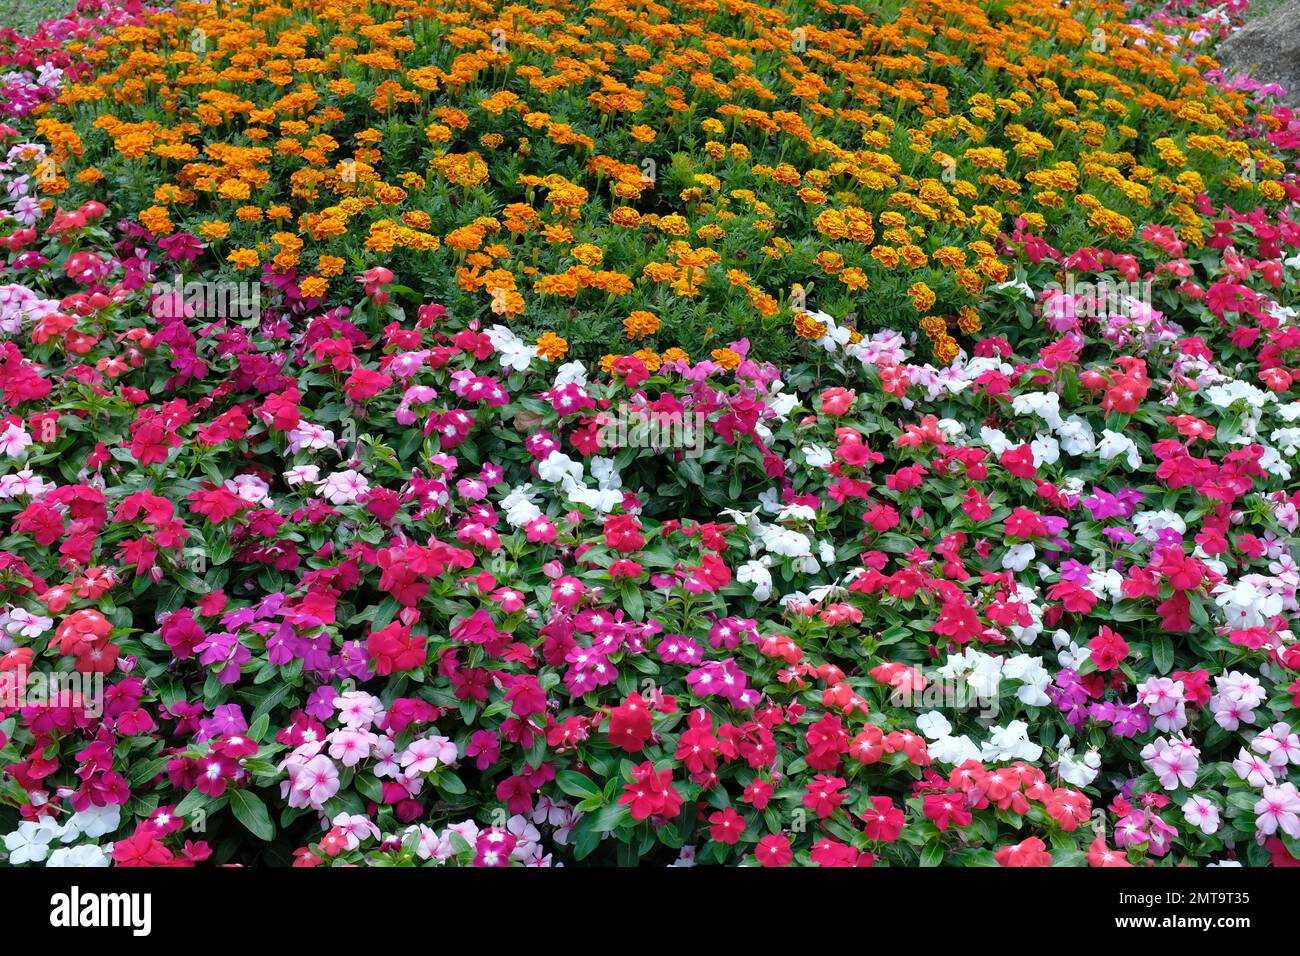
<box><xmin>661</xmin><ymin>347</ymin><xmax>688</xmax><ymax>364</ymax></box>
<box><xmin>839</xmin><ymin>268</ymin><xmax>868</xmax><ymax>290</ymax></box>
<box><xmin>956</xmin><ymin>268</ymin><xmax>985</xmax><ymax>295</ymax></box>
<box><xmin>919</xmin><ymin>315</ymin><xmax>947</xmax><ymax>336</ymax></box>
<box><xmin>610</xmin><ymin>207</ymin><xmax>641</xmax><ymax>228</ymax></box>
<box><xmin>814</xmin><ymin>207</ymin><xmax>874</xmax><ymax>244</ymax></box>
<box><xmin>978</xmin><ymin>258</ymin><xmax>1010</xmax><ymax>282</ymax></box>
<box><xmin>1020</xmin><ymin>212</ymin><xmax>1048</xmax><ymax>232</ymax></box>
<box><xmin>657</xmin><ymin>214</ymin><xmax>689</xmax><ymax>236</ymax></box>
<box><xmin>401</xmin><ymin>210</ymin><xmax>433</xmax><ymax>230</ymax></box>
<box><xmin>908</xmin><ymin>281</ymin><xmax>936</xmax><ymax>312</ymax></box>
<box><xmin>433</xmin><ymin>152</ymin><xmax>491</xmax><ymax>188</ymax></box>
<box><xmin>957</xmin><ymin>307</ymin><xmax>982</xmax><ymax>334</ymax></box>
<box><xmin>571</xmin><ymin>244</ymin><xmax>604</xmax><ymax>266</ymax></box>
<box><xmin>642</xmin><ymin>262</ymin><xmax>677</xmax><ymax>282</ymax></box>
<box><xmin>900</xmin><ymin>245</ymin><xmax>929</xmax><ymax>268</ymax></box>
<box><xmin>872</xmin><ymin>246</ymin><xmax>900</xmax><ymax>268</ymax></box>
<box><xmin>198</xmin><ymin>221</ymin><xmax>230</xmax><ymax>241</ymax></box>
<box><xmin>933</xmin><ymin>336</ymin><xmax>959</xmax><ymax>364</ymax></box>
<box><xmin>633</xmin><ymin>348</ymin><xmax>662</xmax><ymax>371</ymax></box>
<box><xmin>933</xmin><ymin>246</ymin><xmax>966</xmax><ymax>268</ymax></box>
<box><xmin>815</xmin><ymin>251</ymin><xmax>845</xmax><ymax>274</ymax></box>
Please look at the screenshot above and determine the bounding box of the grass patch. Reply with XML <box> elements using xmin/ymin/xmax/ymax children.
<box><xmin>0</xmin><ymin>0</ymin><xmax>72</xmax><ymax>36</ymax></box>
<box><xmin>1245</xmin><ymin>0</ymin><xmax>1292</xmax><ymax>19</ymax></box>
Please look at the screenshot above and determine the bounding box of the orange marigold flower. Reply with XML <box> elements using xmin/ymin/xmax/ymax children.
<box><xmin>839</xmin><ymin>268</ymin><xmax>868</xmax><ymax>290</ymax></box>
<box><xmin>624</xmin><ymin>310</ymin><xmax>660</xmax><ymax>341</ymax></box>
<box><xmin>138</xmin><ymin>205</ymin><xmax>173</xmax><ymax>236</ymax></box>
<box><xmin>299</xmin><ymin>276</ymin><xmax>328</xmax><ymax>297</ymax></box>
<box><xmin>794</xmin><ymin>312</ymin><xmax>828</xmax><ymax>339</ymax></box>
<box><xmin>227</xmin><ymin>248</ymin><xmax>260</xmax><ymax>270</ymax></box>
<box><xmin>535</xmin><ymin>333</ymin><xmax>568</xmax><ymax>361</ymax></box>
<box><xmin>908</xmin><ymin>281</ymin><xmax>936</xmax><ymax>312</ymax></box>
<box><xmin>710</xmin><ymin>348</ymin><xmax>741</xmax><ymax>371</ymax></box>
<box><xmin>919</xmin><ymin>315</ymin><xmax>947</xmax><ymax>336</ymax></box>
<box><xmin>633</xmin><ymin>348</ymin><xmax>662</xmax><ymax>371</ymax></box>
<box><xmin>815</xmin><ymin>251</ymin><xmax>844</xmax><ymax>274</ymax></box>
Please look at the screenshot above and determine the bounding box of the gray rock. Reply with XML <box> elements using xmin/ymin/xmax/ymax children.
<box><xmin>1216</xmin><ymin>1</ymin><xmax>1300</xmax><ymax>107</ymax></box>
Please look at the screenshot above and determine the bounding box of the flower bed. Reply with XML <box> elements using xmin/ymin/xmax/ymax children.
<box><xmin>0</xmin><ymin>0</ymin><xmax>1298</xmax><ymax>867</ymax></box>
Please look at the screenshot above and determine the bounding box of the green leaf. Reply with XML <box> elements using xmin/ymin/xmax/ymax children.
<box><xmin>229</xmin><ymin>789</ymin><xmax>276</xmax><ymax>841</ymax></box>
<box><xmin>572</xmin><ymin>825</ymin><xmax>601</xmax><ymax>861</ymax></box>
<box><xmin>129</xmin><ymin>755</ymin><xmax>172</xmax><ymax>787</ymax></box>
<box><xmin>1151</xmin><ymin>633</ymin><xmax>1174</xmax><ymax>675</ymax></box>
<box><xmin>620</xmin><ymin>581</ymin><xmax>645</xmax><ymax>621</ymax></box>
<box><xmin>556</xmin><ymin>770</ymin><xmax>603</xmax><ymax>800</ymax></box>
<box><xmin>589</xmin><ymin>803</ymin><xmax>629</xmax><ymax>832</ymax></box>
<box><xmin>247</xmin><ymin>713</ymin><xmax>270</xmax><ymax>743</ymax></box>
<box><xmin>355</xmin><ymin>773</ymin><xmax>384</xmax><ymax>803</ymax></box>
<box><xmin>174</xmin><ymin>787</ymin><xmax>214</xmax><ymax>819</ymax></box>
<box><xmin>434</xmin><ymin>771</ymin><xmax>467</xmax><ymax>796</ymax></box>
